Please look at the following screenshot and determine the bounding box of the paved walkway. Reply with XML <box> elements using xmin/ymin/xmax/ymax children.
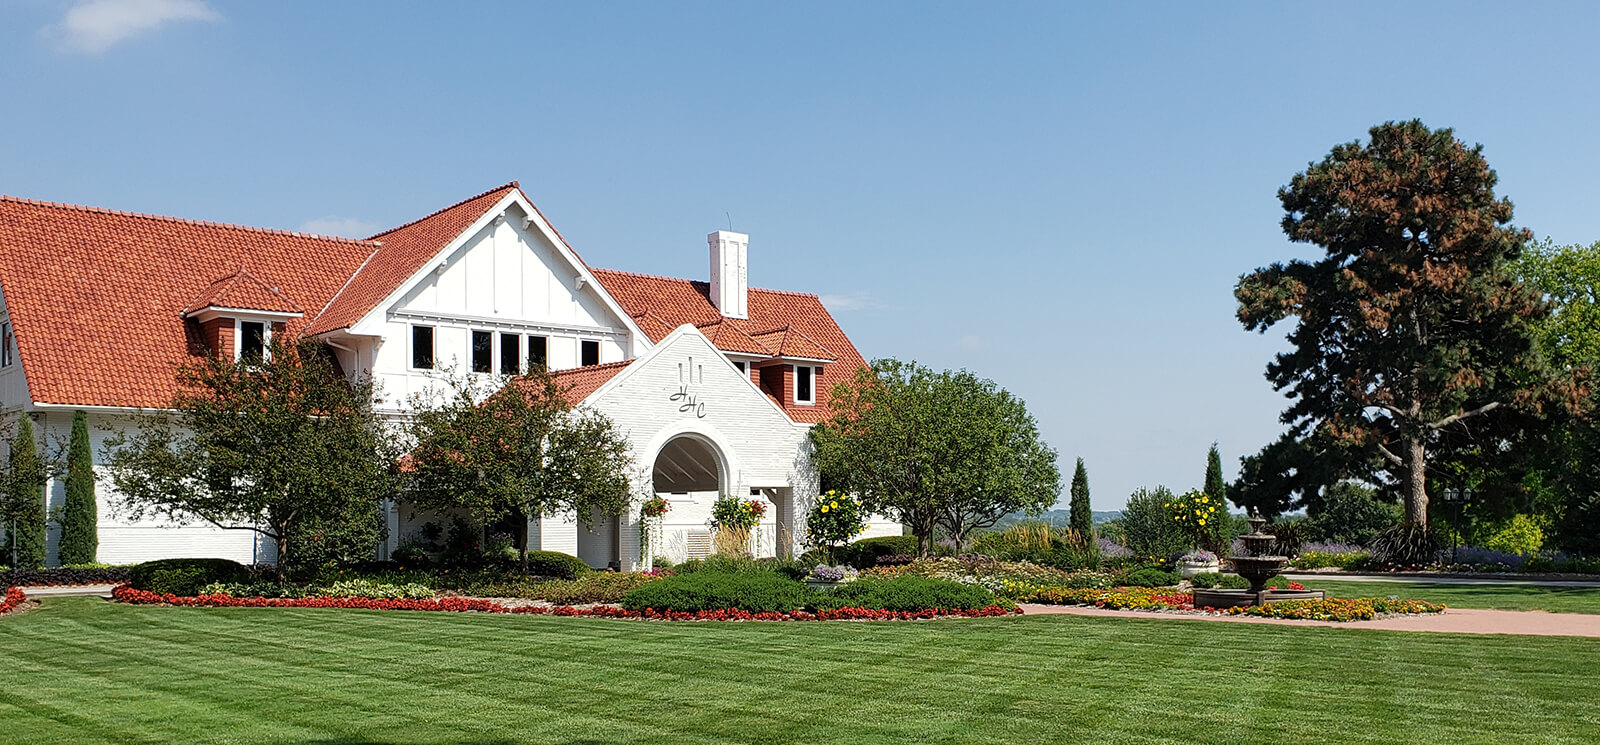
<box><xmin>1284</xmin><ymin>572</ymin><xmax>1600</xmax><ymax>588</ymax></box>
<box><xmin>1018</xmin><ymin>603</ymin><xmax>1600</xmax><ymax>637</ymax></box>
<box><xmin>15</xmin><ymin>584</ymin><xmax>117</xmax><ymax>598</ymax></box>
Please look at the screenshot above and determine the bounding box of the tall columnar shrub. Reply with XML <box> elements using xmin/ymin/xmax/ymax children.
<box><xmin>1068</xmin><ymin>458</ymin><xmax>1092</xmax><ymax>537</ymax></box>
<box><xmin>1204</xmin><ymin>443</ymin><xmax>1226</xmax><ymax>503</ymax></box>
<box><xmin>6</xmin><ymin>416</ymin><xmax>47</xmax><ymax>568</ymax></box>
<box><xmin>57</xmin><ymin>410</ymin><xmax>98</xmax><ymax>565</ymax></box>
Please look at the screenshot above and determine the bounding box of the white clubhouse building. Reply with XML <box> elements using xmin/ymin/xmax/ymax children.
<box><xmin>0</xmin><ymin>183</ymin><xmax>897</xmax><ymax>569</ymax></box>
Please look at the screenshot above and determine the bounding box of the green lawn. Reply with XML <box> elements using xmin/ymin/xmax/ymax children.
<box><xmin>1309</xmin><ymin>579</ymin><xmax>1600</xmax><ymax>614</ymax></box>
<box><xmin>2</xmin><ymin>598</ymin><xmax>1598</xmax><ymax>744</ymax></box>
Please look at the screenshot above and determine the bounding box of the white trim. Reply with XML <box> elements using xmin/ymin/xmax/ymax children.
<box><xmin>186</xmin><ymin>307</ymin><xmax>303</xmax><ymax>323</ymax></box>
<box><xmin>389</xmin><ymin>309</ymin><xmax>622</xmax><ymax>337</ymax></box>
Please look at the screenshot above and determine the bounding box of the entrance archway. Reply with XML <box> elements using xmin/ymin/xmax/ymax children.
<box><xmin>648</xmin><ymin>434</ymin><xmax>726</xmax><ymax>563</ymax></box>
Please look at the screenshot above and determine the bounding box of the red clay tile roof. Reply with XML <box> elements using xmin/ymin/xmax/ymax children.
<box><xmin>749</xmin><ymin>326</ymin><xmax>835</xmax><ymax>362</ymax></box>
<box><xmin>551</xmin><ymin>360</ymin><xmax>632</xmax><ymax>406</ymax></box>
<box><xmin>697</xmin><ymin>320</ymin><xmax>773</xmax><ymax>356</ymax></box>
<box><xmin>591</xmin><ymin>269</ymin><xmax>867</xmax><ymax>423</ymax></box>
<box><xmin>305</xmin><ymin>183</ymin><xmax>519</xmax><ymax>335</ymax></box>
<box><xmin>0</xmin><ymin>196</ymin><xmax>376</xmax><ymax>407</ymax></box>
<box><xmin>631</xmin><ymin>311</ymin><xmax>676</xmax><ymax>341</ymax></box>
<box><xmin>183</xmin><ymin>266</ymin><xmax>304</xmax><ymax>316</ymax></box>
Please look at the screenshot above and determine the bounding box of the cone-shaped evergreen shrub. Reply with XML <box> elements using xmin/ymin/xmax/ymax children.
<box><xmin>58</xmin><ymin>411</ymin><xmax>98</xmax><ymax>565</ymax></box>
<box><xmin>1068</xmin><ymin>458</ymin><xmax>1092</xmax><ymax>537</ymax></box>
<box><xmin>6</xmin><ymin>417</ymin><xmax>47</xmax><ymax>568</ymax></box>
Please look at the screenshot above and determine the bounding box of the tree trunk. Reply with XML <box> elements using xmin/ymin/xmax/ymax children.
<box><xmin>274</xmin><ymin>533</ymin><xmax>289</xmax><ymax>579</ymax></box>
<box><xmin>1403</xmin><ymin>436</ymin><xmax>1428</xmax><ymax>527</ymax></box>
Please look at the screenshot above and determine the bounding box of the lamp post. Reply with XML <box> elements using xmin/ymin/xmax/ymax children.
<box><xmin>1441</xmin><ymin>486</ymin><xmax>1471</xmax><ymax>565</ymax></box>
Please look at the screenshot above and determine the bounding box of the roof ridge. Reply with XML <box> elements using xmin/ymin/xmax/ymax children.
<box><xmin>590</xmin><ymin>266</ymin><xmax>819</xmax><ymax>299</ymax></box>
<box><xmin>367</xmin><ymin>181</ymin><xmax>520</xmax><ymax>239</ymax></box>
<box><xmin>0</xmin><ymin>195</ymin><xmax>382</xmax><ymax>246</ymax></box>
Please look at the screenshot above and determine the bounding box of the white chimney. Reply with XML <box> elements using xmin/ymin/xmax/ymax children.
<box><xmin>708</xmin><ymin>230</ymin><xmax>749</xmax><ymax>319</ymax></box>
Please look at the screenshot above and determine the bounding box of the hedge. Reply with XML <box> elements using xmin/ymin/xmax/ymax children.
<box><xmin>128</xmin><ymin>558</ymin><xmax>252</xmax><ymax>596</ymax></box>
<box><xmin>522</xmin><ymin>551</ymin><xmax>590</xmax><ymax>580</ymax></box>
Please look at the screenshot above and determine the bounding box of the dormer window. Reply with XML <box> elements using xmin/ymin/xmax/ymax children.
<box><xmin>0</xmin><ymin>321</ymin><xmax>12</xmax><ymax>368</ymax></box>
<box><xmin>795</xmin><ymin>364</ymin><xmax>815</xmax><ymax>405</ymax></box>
<box><xmin>238</xmin><ymin>320</ymin><xmax>268</xmax><ymax>362</ymax></box>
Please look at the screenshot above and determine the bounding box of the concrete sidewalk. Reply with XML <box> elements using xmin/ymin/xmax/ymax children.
<box><xmin>15</xmin><ymin>584</ymin><xmax>117</xmax><ymax>598</ymax></box>
<box><xmin>1284</xmin><ymin>573</ymin><xmax>1600</xmax><ymax>588</ymax></box>
<box><xmin>1018</xmin><ymin>603</ymin><xmax>1600</xmax><ymax>637</ymax></box>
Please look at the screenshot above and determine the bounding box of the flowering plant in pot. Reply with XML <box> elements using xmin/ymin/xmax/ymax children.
<box><xmin>708</xmin><ymin>494</ymin><xmax>765</xmax><ymax>555</ymax></box>
<box><xmin>804</xmin><ymin>564</ymin><xmax>859</xmax><ymax>589</ymax></box>
<box><xmin>1176</xmin><ymin>549</ymin><xmax>1221</xmax><ymax>579</ymax></box>
<box><xmin>638</xmin><ymin>496</ymin><xmax>671</xmax><ymax>569</ymax></box>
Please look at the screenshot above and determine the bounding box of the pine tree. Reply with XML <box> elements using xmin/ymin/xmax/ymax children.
<box><xmin>1204</xmin><ymin>442</ymin><xmax>1226</xmax><ymax>503</ymax></box>
<box><xmin>1068</xmin><ymin>457</ymin><xmax>1092</xmax><ymax>537</ymax></box>
<box><xmin>6</xmin><ymin>416</ymin><xmax>47</xmax><ymax>568</ymax></box>
<box><xmin>57</xmin><ymin>410</ymin><xmax>98</xmax><ymax>565</ymax></box>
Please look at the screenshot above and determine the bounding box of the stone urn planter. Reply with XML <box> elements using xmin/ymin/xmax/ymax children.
<box><xmin>1177</xmin><ymin>560</ymin><xmax>1221</xmax><ymax>579</ymax></box>
<box><xmin>803</xmin><ymin>566</ymin><xmax>858</xmax><ymax>591</ymax></box>
<box><xmin>804</xmin><ymin>578</ymin><xmax>850</xmax><ymax>591</ymax></box>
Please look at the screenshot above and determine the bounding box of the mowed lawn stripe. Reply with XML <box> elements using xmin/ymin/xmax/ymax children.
<box><xmin>1308</xmin><ymin>580</ymin><xmax>1600</xmax><ymax>613</ymax></box>
<box><xmin>2</xmin><ymin>598</ymin><xmax>1599</xmax><ymax>744</ymax></box>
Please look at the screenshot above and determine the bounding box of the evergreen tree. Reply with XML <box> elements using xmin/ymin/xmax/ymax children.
<box><xmin>1068</xmin><ymin>457</ymin><xmax>1092</xmax><ymax>537</ymax></box>
<box><xmin>1237</xmin><ymin>121</ymin><xmax>1566</xmax><ymax>527</ymax></box>
<box><xmin>5</xmin><ymin>416</ymin><xmax>47</xmax><ymax>568</ymax></box>
<box><xmin>57</xmin><ymin>410</ymin><xmax>98</xmax><ymax>565</ymax></box>
<box><xmin>1203</xmin><ymin>442</ymin><xmax>1226</xmax><ymax>503</ymax></box>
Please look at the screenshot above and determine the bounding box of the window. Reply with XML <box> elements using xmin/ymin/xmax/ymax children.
<box><xmin>733</xmin><ymin>360</ymin><xmax>746</xmax><ymax>373</ymax></box>
<box><xmin>581</xmin><ymin>339</ymin><xmax>600</xmax><ymax>366</ymax></box>
<box><xmin>239</xmin><ymin>321</ymin><xmax>266</xmax><ymax>362</ymax></box>
<box><xmin>795</xmin><ymin>364</ymin><xmax>814</xmax><ymax>405</ymax></box>
<box><xmin>527</xmin><ymin>335</ymin><xmax>548</xmax><ymax>370</ymax></box>
<box><xmin>412</xmin><ymin>325</ymin><xmax>434</xmax><ymax>369</ymax></box>
<box><xmin>500</xmin><ymin>332</ymin><xmax>521</xmax><ymax>375</ymax></box>
<box><xmin>0</xmin><ymin>321</ymin><xmax>12</xmax><ymax>368</ymax></box>
<box><xmin>471</xmin><ymin>330</ymin><xmax>493</xmax><ymax>373</ymax></box>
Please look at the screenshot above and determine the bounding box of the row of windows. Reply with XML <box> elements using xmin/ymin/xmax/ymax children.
<box><xmin>411</xmin><ymin>325</ymin><xmax>598</xmax><ymax>373</ymax></box>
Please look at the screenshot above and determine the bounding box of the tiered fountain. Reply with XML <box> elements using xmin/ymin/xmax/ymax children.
<box><xmin>1191</xmin><ymin>513</ymin><xmax>1326</xmax><ymax>609</ymax></box>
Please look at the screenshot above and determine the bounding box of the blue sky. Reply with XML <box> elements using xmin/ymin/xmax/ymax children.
<box><xmin>5</xmin><ymin>1</ymin><xmax>1600</xmax><ymax>509</ymax></box>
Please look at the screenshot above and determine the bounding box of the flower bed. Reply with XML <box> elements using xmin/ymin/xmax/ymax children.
<box><xmin>110</xmin><ymin>585</ymin><xmax>1017</xmax><ymax>621</ymax></box>
<box><xmin>1223</xmin><ymin>597</ymin><xmax>1445</xmax><ymax>622</ymax></box>
<box><xmin>1006</xmin><ymin>582</ymin><xmax>1446</xmax><ymax>622</ymax></box>
<box><xmin>0</xmin><ymin>586</ymin><xmax>25</xmax><ymax>615</ymax></box>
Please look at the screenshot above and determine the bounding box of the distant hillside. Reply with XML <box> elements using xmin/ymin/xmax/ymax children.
<box><xmin>993</xmin><ymin>509</ymin><xmax>1122</xmax><ymax>530</ymax></box>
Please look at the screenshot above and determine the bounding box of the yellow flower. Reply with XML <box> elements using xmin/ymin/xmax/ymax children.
<box><xmin>1200</xmin><ymin>496</ymin><xmax>1209</xmax><ymax>503</ymax></box>
<box><xmin>820</xmin><ymin>506</ymin><xmax>829</xmax><ymax>513</ymax></box>
<box><xmin>1198</xmin><ymin>519</ymin><xmax>1206</xmax><ymax>525</ymax></box>
<box><xmin>831</xmin><ymin>501</ymin><xmax>839</xmax><ymax>509</ymax></box>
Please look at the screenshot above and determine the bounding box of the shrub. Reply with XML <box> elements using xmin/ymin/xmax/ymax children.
<box><xmin>1189</xmin><ymin>572</ymin><xmax>1301</xmax><ymax>590</ymax></box>
<box><xmin>391</xmin><ymin>540</ymin><xmax>432</xmax><ymax>567</ymax></box>
<box><xmin>813</xmin><ymin>575</ymin><xmax>1000</xmax><ymax>612</ymax></box>
<box><xmin>805</xmin><ymin>490</ymin><xmax>868</xmax><ymax>562</ymax></box>
<box><xmin>523</xmin><ymin>551</ymin><xmax>590</xmax><ymax>579</ymax></box>
<box><xmin>129</xmin><ymin>558</ymin><xmax>251</xmax><ymax>596</ymax></box>
<box><xmin>837</xmin><ymin>536</ymin><xmax>919</xmax><ymax>568</ymax></box>
<box><xmin>1369</xmin><ymin>523</ymin><xmax>1440</xmax><ymax>567</ymax></box>
<box><xmin>1472</xmin><ymin>514</ymin><xmax>1546</xmax><ymax>556</ymax></box>
<box><xmin>1120</xmin><ymin>566</ymin><xmax>1179</xmax><ymax>588</ymax></box>
<box><xmin>56</xmin><ymin>410</ymin><xmax>99</xmax><ymax>566</ymax></box>
<box><xmin>1119</xmin><ymin>487</ymin><xmax>1188</xmax><ymax>560</ymax></box>
<box><xmin>1264</xmin><ymin>517</ymin><xmax>1309</xmax><ymax>557</ymax></box>
<box><xmin>1289</xmin><ymin>550</ymin><xmax>1371</xmax><ymax>570</ymax></box>
<box><xmin>0</xmin><ymin>565</ymin><xmax>132</xmax><ymax>587</ymax></box>
<box><xmin>1304</xmin><ymin>481</ymin><xmax>1397</xmax><ymax>546</ymax></box>
<box><xmin>620</xmin><ymin>571</ymin><xmax>811</xmax><ymax>613</ymax></box>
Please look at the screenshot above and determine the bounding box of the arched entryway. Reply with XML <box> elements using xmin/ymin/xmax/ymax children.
<box><xmin>646</xmin><ymin>434</ymin><xmax>729</xmax><ymax>563</ymax></box>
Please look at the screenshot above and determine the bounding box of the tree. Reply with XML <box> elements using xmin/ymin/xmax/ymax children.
<box><xmin>1236</xmin><ymin>120</ymin><xmax>1564</xmax><ymax>529</ymax></box>
<box><xmin>1068</xmin><ymin>457</ymin><xmax>1092</xmax><ymax>537</ymax></box>
<box><xmin>105</xmin><ymin>340</ymin><xmax>397</xmax><ymax>573</ymax></box>
<box><xmin>1304</xmin><ymin>481</ymin><xmax>1398</xmax><ymax>547</ymax></box>
<box><xmin>57</xmin><ymin>410</ymin><xmax>98</xmax><ymax>565</ymax></box>
<box><xmin>1118</xmin><ymin>486</ymin><xmax>1188</xmax><ymax>560</ymax></box>
<box><xmin>1515</xmin><ymin>239</ymin><xmax>1600</xmax><ymax>551</ymax></box>
<box><xmin>1203</xmin><ymin>442</ymin><xmax>1226</xmax><ymax>505</ymax></box>
<box><xmin>3</xmin><ymin>416</ymin><xmax>47</xmax><ymax>568</ymax></box>
<box><xmin>809</xmin><ymin>359</ymin><xmax>1060</xmax><ymax>554</ymax></box>
<box><xmin>402</xmin><ymin>366</ymin><xmax>632</xmax><ymax>553</ymax></box>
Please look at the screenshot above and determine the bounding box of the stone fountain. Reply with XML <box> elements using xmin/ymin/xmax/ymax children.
<box><xmin>1191</xmin><ymin>514</ymin><xmax>1326</xmax><ymax>609</ymax></box>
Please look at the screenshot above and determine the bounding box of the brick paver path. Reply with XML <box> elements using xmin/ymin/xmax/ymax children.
<box><xmin>1018</xmin><ymin>603</ymin><xmax>1600</xmax><ymax>637</ymax></box>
